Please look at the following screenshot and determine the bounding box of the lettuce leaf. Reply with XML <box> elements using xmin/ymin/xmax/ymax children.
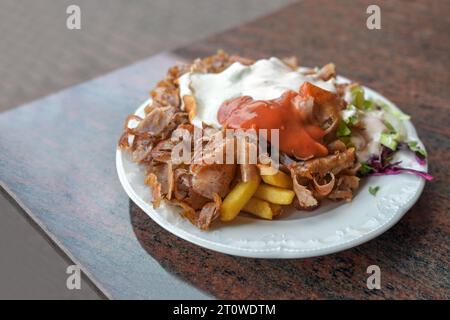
<box><xmin>337</xmin><ymin>121</ymin><xmax>352</xmax><ymax>137</ymax></box>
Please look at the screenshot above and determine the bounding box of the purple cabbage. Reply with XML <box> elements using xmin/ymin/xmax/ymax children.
<box><xmin>370</xmin><ymin>166</ymin><xmax>434</xmax><ymax>181</ymax></box>
<box><xmin>361</xmin><ymin>146</ymin><xmax>433</xmax><ymax>181</ymax></box>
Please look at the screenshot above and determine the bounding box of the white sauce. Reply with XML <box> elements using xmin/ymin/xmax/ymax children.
<box><xmin>178</xmin><ymin>57</ymin><xmax>336</xmax><ymax>128</ymax></box>
<box><xmin>178</xmin><ymin>57</ymin><xmax>409</xmax><ymax>163</ymax></box>
<box><xmin>346</xmin><ymin>107</ymin><xmax>407</xmax><ymax>162</ymax></box>
<box><xmin>357</xmin><ymin>110</ymin><xmax>387</xmax><ymax>161</ymax></box>
<box><xmin>341</xmin><ymin>107</ymin><xmax>358</xmax><ymax>124</ymax></box>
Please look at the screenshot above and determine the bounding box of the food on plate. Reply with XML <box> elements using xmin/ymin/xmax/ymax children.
<box><xmin>260</xmin><ymin>170</ymin><xmax>293</xmax><ymax>189</ymax></box>
<box><xmin>254</xmin><ymin>184</ymin><xmax>296</xmax><ymax>205</ymax></box>
<box><xmin>242</xmin><ymin>198</ymin><xmax>281</xmax><ymax>220</ymax></box>
<box><xmin>118</xmin><ymin>50</ymin><xmax>431</xmax><ymax>230</ymax></box>
<box><xmin>220</xmin><ymin>175</ymin><xmax>261</xmax><ymax>222</ymax></box>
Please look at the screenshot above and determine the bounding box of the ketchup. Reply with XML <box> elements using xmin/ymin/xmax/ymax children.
<box><xmin>217</xmin><ymin>82</ymin><xmax>332</xmax><ymax>159</ymax></box>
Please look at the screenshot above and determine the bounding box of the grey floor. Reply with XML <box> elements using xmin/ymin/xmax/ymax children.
<box><xmin>0</xmin><ymin>0</ymin><xmax>294</xmax><ymax>299</ymax></box>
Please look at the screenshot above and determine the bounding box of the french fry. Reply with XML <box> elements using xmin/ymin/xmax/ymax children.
<box><xmin>242</xmin><ymin>198</ymin><xmax>273</xmax><ymax>220</ymax></box>
<box><xmin>254</xmin><ymin>184</ymin><xmax>295</xmax><ymax>205</ymax></box>
<box><xmin>220</xmin><ymin>176</ymin><xmax>261</xmax><ymax>222</ymax></box>
<box><xmin>260</xmin><ymin>170</ymin><xmax>293</xmax><ymax>189</ymax></box>
<box><xmin>257</xmin><ymin>163</ymin><xmax>278</xmax><ymax>176</ymax></box>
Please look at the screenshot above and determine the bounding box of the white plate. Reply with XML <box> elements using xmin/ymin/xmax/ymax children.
<box><xmin>116</xmin><ymin>79</ymin><xmax>427</xmax><ymax>258</ymax></box>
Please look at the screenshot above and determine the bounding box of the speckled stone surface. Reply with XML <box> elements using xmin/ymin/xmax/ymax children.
<box><xmin>0</xmin><ymin>0</ymin><xmax>449</xmax><ymax>299</ymax></box>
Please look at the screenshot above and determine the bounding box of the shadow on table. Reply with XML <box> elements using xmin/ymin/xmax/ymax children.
<box><xmin>128</xmin><ymin>193</ymin><xmax>436</xmax><ymax>299</ymax></box>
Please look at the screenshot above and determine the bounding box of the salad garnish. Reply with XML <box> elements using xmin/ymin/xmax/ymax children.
<box><xmin>342</xmin><ymin>85</ymin><xmax>432</xmax><ymax>181</ymax></box>
<box><xmin>369</xmin><ymin>186</ymin><xmax>380</xmax><ymax>196</ymax></box>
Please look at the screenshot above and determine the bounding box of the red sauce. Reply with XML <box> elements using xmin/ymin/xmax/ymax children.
<box><xmin>217</xmin><ymin>82</ymin><xmax>332</xmax><ymax>159</ymax></box>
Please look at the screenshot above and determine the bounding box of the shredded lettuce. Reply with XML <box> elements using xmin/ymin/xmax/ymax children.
<box><xmin>380</xmin><ymin>132</ymin><xmax>400</xmax><ymax>150</ymax></box>
<box><xmin>383</xmin><ymin>120</ymin><xmax>396</xmax><ymax>133</ymax></box>
<box><xmin>407</xmin><ymin>141</ymin><xmax>427</xmax><ymax>158</ymax></box>
<box><xmin>342</xmin><ymin>104</ymin><xmax>360</xmax><ymax>125</ymax></box>
<box><xmin>351</xmin><ymin>86</ymin><xmax>365</xmax><ymax>109</ymax></box>
<box><xmin>362</xmin><ymin>99</ymin><xmax>375</xmax><ymax>111</ymax></box>
<box><xmin>379</xmin><ymin>118</ymin><xmax>404</xmax><ymax>150</ymax></box>
<box><xmin>336</xmin><ymin>121</ymin><xmax>351</xmax><ymax>137</ymax></box>
<box><xmin>349</xmin><ymin>86</ymin><xmax>376</xmax><ymax>111</ymax></box>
